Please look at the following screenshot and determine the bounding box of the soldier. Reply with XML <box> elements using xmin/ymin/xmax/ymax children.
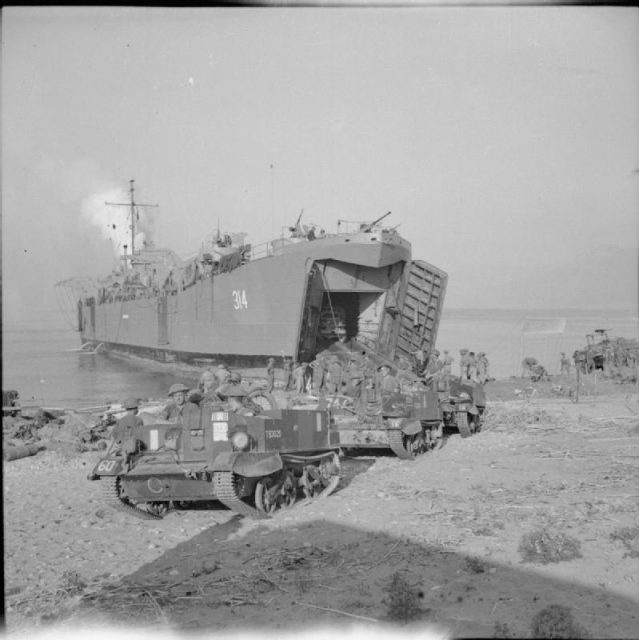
<box><xmin>476</xmin><ymin>352</ymin><xmax>489</xmax><ymax>384</ymax></box>
<box><xmin>217</xmin><ymin>382</ymin><xmax>255</xmax><ymax>415</ymax></box>
<box><xmin>310</xmin><ymin>356</ymin><xmax>326</xmax><ymax>392</ymax></box>
<box><xmin>522</xmin><ymin>357</ymin><xmax>538</xmax><ymax>378</ymax></box>
<box><xmin>282</xmin><ymin>356</ymin><xmax>293</xmax><ymax>391</ymax></box>
<box><xmin>293</xmin><ymin>362</ymin><xmax>307</xmax><ymax>393</ymax></box>
<box><xmin>111</xmin><ymin>397</ymin><xmax>143</xmax><ymax>445</ymax></box>
<box><xmin>160</xmin><ymin>383</ymin><xmax>198</xmax><ymax>423</ymax></box>
<box><xmin>467</xmin><ymin>351</ymin><xmax>478</xmax><ymax>382</ymax></box>
<box><xmin>459</xmin><ymin>348</ymin><xmax>470</xmax><ymax>379</ymax></box>
<box><xmin>378</xmin><ymin>364</ymin><xmax>400</xmax><ymax>394</ymax></box>
<box><xmin>326</xmin><ymin>356</ymin><xmax>344</xmax><ymax>393</ymax></box>
<box><xmin>266</xmin><ymin>357</ymin><xmax>276</xmax><ymax>393</ymax></box>
<box><xmin>411</xmin><ymin>346</ymin><xmax>427</xmax><ymax>374</ymax></box>
<box><xmin>424</xmin><ymin>349</ymin><xmax>442</xmax><ymax>380</ymax></box>
<box><xmin>214</xmin><ymin>363</ymin><xmax>231</xmax><ymax>388</ymax></box>
<box><xmin>343</xmin><ymin>357</ymin><xmax>365</xmax><ymax>398</ymax></box>
<box><xmin>335</xmin><ymin>322</ymin><xmax>348</xmax><ymax>344</ymax></box>
<box><xmin>198</xmin><ymin>367</ymin><xmax>216</xmax><ymax>394</ymax></box>
<box><xmin>442</xmin><ymin>350</ymin><xmax>454</xmax><ymax>376</ymax></box>
<box><xmin>560</xmin><ymin>352</ymin><xmax>571</xmax><ymax>375</ymax></box>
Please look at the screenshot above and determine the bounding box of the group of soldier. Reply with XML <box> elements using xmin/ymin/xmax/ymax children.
<box><xmin>111</xmin><ymin>344</ymin><xmax>490</xmax><ymax>446</ymax></box>
<box><xmin>110</xmin><ymin>363</ymin><xmax>255</xmax><ymax>447</ymax></box>
<box><xmin>417</xmin><ymin>348</ymin><xmax>490</xmax><ymax>386</ymax></box>
<box><xmin>277</xmin><ymin>353</ymin><xmax>401</xmax><ymax>398</ymax></box>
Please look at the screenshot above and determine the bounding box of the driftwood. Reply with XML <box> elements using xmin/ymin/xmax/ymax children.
<box><xmin>3</xmin><ymin>443</ymin><xmax>46</xmax><ymax>461</ymax></box>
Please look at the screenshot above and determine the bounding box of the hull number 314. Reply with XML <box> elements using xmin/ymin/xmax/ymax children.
<box><xmin>232</xmin><ymin>290</ymin><xmax>248</xmax><ymax>310</ymax></box>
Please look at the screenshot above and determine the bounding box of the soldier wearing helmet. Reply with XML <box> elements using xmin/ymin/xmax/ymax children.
<box><xmin>377</xmin><ymin>364</ymin><xmax>400</xmax><ymax>394</ymax></box>
<box><xmin>111</xmin><ymin>397</ymin><xmax>143</xmax><ymax>445</ymax></box>
<box><xmin>198</xmin><ymin>367</ymin><xmax>216</xmax><ymax>394</ymax></box>
<box><xmin>160</xmin><ymin>383</ymin><xmax>198</xmax><ymax>422</ymax></box>
<box><xmin>216</xmin><ymin>382</ymin><xmax>254</xmax><ymax>415</ymax></box>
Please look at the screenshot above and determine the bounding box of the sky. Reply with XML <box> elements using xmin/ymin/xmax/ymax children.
<box><xmin>2</xmin><ymin>6</ymin><xmax>638</xmax><ymax>324</ymax></box>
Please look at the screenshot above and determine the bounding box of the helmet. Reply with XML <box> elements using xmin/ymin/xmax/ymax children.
<box><xmin>217</xmin><ymin>383</ymin><xmax>249</xmax><ymax>398</ymax></box>
<box><xmin>228</xmin><ymin>371</ymin><xmax>242</xmax><ymax>384</ymax></box>
<box><xmin>217</xmin><ymin>363</ymin><xmax>228</xmax><ymax>369</ymax></box>
<box><xmin>168</xmin><ymin>383</ymin><xmax>190</xmax><ymax>396</ymax></box>
<box><xmin>123</xmin><ymin>397</ymin><xmax>139</xmax><ymax>410</ymax></box>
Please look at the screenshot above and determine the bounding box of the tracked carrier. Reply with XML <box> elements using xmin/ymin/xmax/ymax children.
<box><xmin>88</xmin><ymin>404</ymin><xmax>340</xmax><ymax>519</ymax></box>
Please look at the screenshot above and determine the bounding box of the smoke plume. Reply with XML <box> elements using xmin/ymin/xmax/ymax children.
<box><xmin>81</xmin><ymin>187</ymin><xmax>157</xmax><ymax>259</ymax></box>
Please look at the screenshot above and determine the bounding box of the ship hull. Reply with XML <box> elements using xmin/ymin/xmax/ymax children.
<box><xmin>75</xmin><ymin>232</ymin><xmax>447</xmax><ymax>367</ymax></box>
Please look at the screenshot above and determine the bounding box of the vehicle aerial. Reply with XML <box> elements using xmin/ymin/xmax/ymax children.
<box><xmin>56</xmin><ymin>180</ymin><xmax>447</xmax><ymax>370</ymax></box>
<box><xmin>88</xmin><ymin>403</ymin><xmax>341</xmax><ymax>520</ymax></box>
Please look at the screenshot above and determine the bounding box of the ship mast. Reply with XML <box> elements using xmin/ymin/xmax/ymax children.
<box><xmin>105</xmin><ymin>179</ymin><xmax>158</xmax><ymax>265</ymax></box>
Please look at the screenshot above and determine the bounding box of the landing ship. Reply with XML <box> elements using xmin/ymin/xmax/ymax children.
<box><xmin>57</xmin><ymin>181</ymin><xmax>447</xmax><ymax>369</ymax></box>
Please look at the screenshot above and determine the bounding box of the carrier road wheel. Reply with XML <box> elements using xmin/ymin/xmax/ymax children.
<box><xmin>254</xmin><ymin>471</ymin><xmax>297</xmax><ymax>513</ymax></box>
<box><xmin>300</xmin><ymin>452</ymin><xmax>340</xmax><ymax>499</ymax></box>
<box><xmin>147</xmin><ymin>502</ymin><xmax>170</xmax><ymax>517</ymax></box>
<box><xmin>280</xmin><ymin>471</ymin><xmax>297</xmax><ymax>508</ymax></box>
<box><xmin>457</xmin><ymin>412</ymin><xmax>472</xmax><ymax>438</ymax></box>
<box><xmin>403</xmin><ymin>432</ymin><xmax>429</xmax><ymax>456</ymax></box>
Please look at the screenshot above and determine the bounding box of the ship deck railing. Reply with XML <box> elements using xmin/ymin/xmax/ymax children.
<box><xmin>247</xmin><ymin>241</ymin><xmax>274</xmax><ymax>261</ymax></box>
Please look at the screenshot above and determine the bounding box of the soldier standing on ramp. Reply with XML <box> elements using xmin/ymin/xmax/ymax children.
<box><xmin>326</xmin><ymin>356</ymin><xmax>343</xmax><ymax>394</ymax></box>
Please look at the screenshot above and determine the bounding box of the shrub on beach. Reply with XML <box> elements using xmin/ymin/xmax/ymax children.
<box><xmin>531</xmin><ymin>604</ymin><xmax>591</xmax><ymax>638</ymax></box>
<box><xmin>482</xmin><ymin>405</ymin><xmax>560</xmax><ymax>432</ymax></box>
<box><xmin>518</xmin><ymin>527</ymin><xmax>582</xmax><ymax>564</ymax></box>
<box><xmin>385</xmin><ymin>572</ymin><xmax>422</xmax><ymax>623</ymax></box>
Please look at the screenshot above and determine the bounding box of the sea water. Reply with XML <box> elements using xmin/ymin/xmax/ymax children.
<box><xmin>437</xmin><ymin>308</ymin><xmax>638</xmax><ymax>380</ymax></box>
<box><xmin>3</xmin><ymin>308</ymin><xmax>637</xmax><ymax>408</ymax></box>
<box><xmin>2</xmin><ymin>312</ymin><xmax>194</xmax><ymax>409</ymax></box>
